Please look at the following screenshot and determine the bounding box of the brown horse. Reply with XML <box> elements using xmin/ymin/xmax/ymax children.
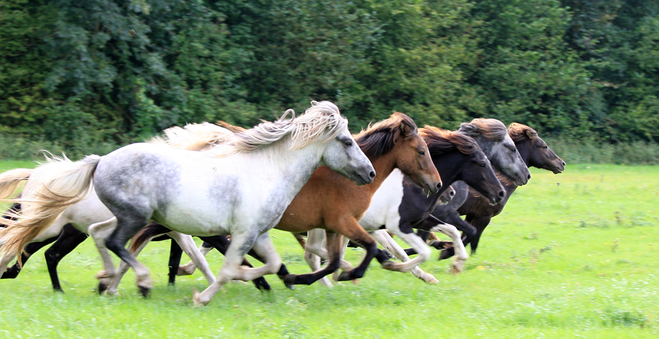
<box><xmin>457</xmin><ymin>123</ymin><xmax>565</xmax><ymax>254</ymax></box>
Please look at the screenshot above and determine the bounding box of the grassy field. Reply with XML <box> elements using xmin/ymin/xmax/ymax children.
<box><xmin>0</xmin><ymin>161</ymin><xmax>657</xmax><ymax>338</ymax></box>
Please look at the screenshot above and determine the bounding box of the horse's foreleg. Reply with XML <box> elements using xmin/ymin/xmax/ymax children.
<box><xmin>430</xmin><ymin>223</ymin><xmax>468</xmax><ymax>273</ymax></box>
<box><xmin>285</xmin><ymin>232</ymin><xmax>343</xmax><ymax>286</ymax></box>
<box><xmin>466</xmin><ymin>215</ymin><xmax>491</xmax><ymax>255</ymax></box>
<box><xmin>44</xmin><ymin>224</ymin><xmax>88</xmax><ymax>291</ymax></box>
<box><xmin>305</xmin><ymin>229</ymin><xmax>353</xmax><ymax>272</ymax></box>
<box><xmin>380</xmin><ymin>224</ymin><xmax>434</xmax><ymax>274</ymax></box>
<box><xmin>88</xmin><ymin>217</ymin><xmax>120</xmax><ymax>294</ymax></box>
<box><xmin>303</xmin><ymin>229</ymin><xmax>332</xmax><ymax>287</ymax></box>
<box><xmin>369</xmin><ymin>230</ymin><xmax>438</xmax><ymax>284</ymax></box>
<box><xmin>168</xmin><ymin>232</ymin><xmax>215</xmax><ymax>285</ymax></box>
<box><xmin>336</xmin><ymin>220</ymin><xmax>393</xmax><ymax>281</ymax></box>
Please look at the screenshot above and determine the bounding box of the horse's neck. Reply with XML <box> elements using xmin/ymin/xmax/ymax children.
<box><xmin>256</xmin><ymin>142</ymin><xmax>326</xmax><ymax>202</ymax></box>
<box><xmin>363</xmin><ymin>152</ymin><xmax>398</xmax><ymax>196</ymax></box>
<box><xmin>431</xmin><ymin>151</ymin><xmax>463</xmax><ymax>187</ymax></box>
<box><xmin>515</xmin><ymin>140</ymin><xmax>533</xmax><ymax>167</ymax></box>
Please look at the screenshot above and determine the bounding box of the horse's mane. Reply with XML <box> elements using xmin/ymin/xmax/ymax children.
<box><xmin>458</xmin><ymin>118</ymin><xmax>508</xmax><ymax>142</ymax></box>
<box><xmin>207</xmin><ymin>101</ymin><xmax>347</xmax><ymax>157</ymax></box>
<box><xmin>508</xmin><ymin>122</ymin><xmax>538</xmax><ymax>143</ymax></box>
<box><xmin>149</xmin><ymin>122</ymin><xmax>234</xmax><ymax>151</ymax></box>
<box><xmin>420</xmin><ymin>126</ymin><xmax>479</xmax><ymax>155</ymax></box>
<box><xmin>353</xmin><ymin>112</ymin><xmax>418</xmax><ymax>158</ymax></box>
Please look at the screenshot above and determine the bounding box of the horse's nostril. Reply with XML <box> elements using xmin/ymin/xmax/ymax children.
<box><xmin>368</xmin><ymin>171</ymin><xmax>376</xmax><ymax>179</ymax></box>
<box><xmin>527</xmin><ymin>174</ymin><xmax>531</xmax><ymax>180</ymax></box>
<box><xmin>436</xmin><ymin>182</ymin><xmax>442</xmax><ymax>191</ymax></box>
<box><xmin>498</xmin><ymin>191</ymin><xmax>505</xmax><ymax>198</ymax></box>
<box><xmin>562</xmin><ymin>161</ymin><xmax>566</xmax><ymax>167</ymax></box>
<box><xmin>450</xmin><ymin>190</ymin><xmax>455</xmax><ymax>197</ymax></box>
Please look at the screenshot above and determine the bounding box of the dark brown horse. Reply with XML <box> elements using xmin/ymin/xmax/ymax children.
<box><xmin>457</xmin><ymin>123</ymin><xmax>565</xmax><ymax>254</ymax></box>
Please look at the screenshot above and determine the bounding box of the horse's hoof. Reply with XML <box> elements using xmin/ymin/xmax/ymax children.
<box><xmin>138</xmin><ymin>285</ymin><xmax>151</xmax><ymax>298</ymax></box>
<box><xmin>98</xmin><ymin>282</ymin><xmax>109</xmax><ymax>294</ymax></box>
<box><xmin>192</xmin><ymin>290</ymin><xmax>208</xmax><ymax>307</ymax></box>
<box><xmin>337</xmin><ymin>270</ymin><xmax>352</xmax><ymax>281</ymax></box>
<box><xmin>382</xmin><ymin>249</ymin><xmax>394</xmax><ymax>260</ymax></box>
<box><xmin>426</xmin><ymin>277</ymin><xmax>439</xmax><ymax>284</ymax></box>
<box><xmin>283</xmin><ymin>274</ymin><xmax>296</xmax><ymax>289</ymax></box>
<box><xmin>254</xmin><ymin>277</ymin><xmax>271</xmax><ymax>291</ymax></box>
<box><xmin>439</xmin><ymin>249</ymin><xmax>454</xmax><ymax>260</ymax></box>
<box><xmin>381</xmin><ymin>260</ymin><xmax>396</xmax><ymax>270</ymax></box>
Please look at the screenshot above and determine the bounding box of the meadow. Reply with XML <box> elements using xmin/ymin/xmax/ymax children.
<box><xmin>0</xmin><ymin>161</ymin><xmax>657</xmax><ymax>338</ymax></box>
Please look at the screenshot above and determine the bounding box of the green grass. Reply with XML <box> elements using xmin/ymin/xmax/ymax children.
<box><xmin>0</xmin><ymin>162</ymin><xmax>658</xmax><ymax>338</ymax></box>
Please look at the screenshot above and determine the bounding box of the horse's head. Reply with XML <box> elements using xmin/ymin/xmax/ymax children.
<box><xmin>356</xmin><ymin>112</ymin><xmax>441</xmax><ymax>194</ymax></box>
<box><xmin>508</xmin><ymin>123</ymin><xmax>565</xmax><ymax>174</ymax></box>
<box><xmin>307</xmin><ymin>101</ymin><xmax>375</xmax><ymax>185</ymax></box>
<box><xmin>458</xmin><ymin>118</ymin><xmax>531</xmax><ymax>186</ymax></box>
<box><xmin>421</xmin><ymin>127</ymin><xmax>505</xmax><ymax>204</ymax></box>
<box><xmin>438</xmin><ymin>185</ymin><xmax>455</xmax><ymax>204</ymax></box>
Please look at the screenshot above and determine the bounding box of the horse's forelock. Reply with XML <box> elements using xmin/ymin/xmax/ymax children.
<box><xmin>508</xmin><ymin>123</ymin><xmax>538</xmax><ymax>143</ymax></box>
<box><xmin>355</xmin><ymin>112</ymin><xmax>418</xmax><ymax>158</ymax></box>
<box><xmin>460</xmin><ymin>118</ymin><xmax>507</xmax><ymax>142</ymax></box>
<box><xmin>421</xmin><ymin>126</ymin><xmax>479</xmax><ymax>155</ymax></box>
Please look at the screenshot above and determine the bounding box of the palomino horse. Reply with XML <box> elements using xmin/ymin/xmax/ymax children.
<box><xmin>0</xmin><ymin>101</ymin><xmax>375</xmax><ymax>306</ymax></box>
<box><xmin>0</xmin><ymin>122</ymin><xmax>264</xmax><ymax>292</ymax></box>
<box><xmin>108</xmin><ymin>111</ymin><xmax>442</xmax><ymax>292</ymax></box>
<box><xmin>456</xmin><ymin>123</ymin><xmax>565</xmax><ymax>254</ymax></box>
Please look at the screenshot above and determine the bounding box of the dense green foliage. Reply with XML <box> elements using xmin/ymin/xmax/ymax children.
<box><xmin>1</xmin><ymin>0</ymin><xmax>658</xmax><ymax>159</ymax></box>
<box><xmin>0</xmin><ymin>163</ymin><xmax>658</xmax><ymax>337</ymax></box>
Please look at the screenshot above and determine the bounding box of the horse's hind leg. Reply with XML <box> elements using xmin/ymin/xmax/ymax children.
<box><xmin>167</xmin><ymin>232</ymin><xmax>215</xmax><ymax>285</ymax></box>
<box><xmin>44</xmin><ymin>224</ymin><xmax>88</xmax><ymax>291</ymax></box>
<box><xmin>88</xmin><ymin>217</ymin><xmax>120</xmax><ymax>293</ymax></box>
<box><xmin>199</xmin><ymin>236</ymin><xmax>271</xmax><ymax>291</ymax></box>
<box><xmin>178</xmin><ymin>242</ymin><xmax>213</xmax><ymax>276</ymax></box>
<box><xmin>1</xmin><ymin>236</ymin><xmax>58</xmax><ymax>279</ymax></box>
<box><xmin>168</xmin><ymin>238</ymin><xmax>182</xmax><ymax>285</ymax></box>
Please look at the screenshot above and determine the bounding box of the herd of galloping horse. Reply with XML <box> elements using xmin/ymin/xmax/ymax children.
<box><xmin>0</xmin><ymin>101</ymin><xmax>565</xmax><ymax>306</ymax></box>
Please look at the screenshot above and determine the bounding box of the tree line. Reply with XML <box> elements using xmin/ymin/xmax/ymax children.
<box><xmin>1</xmin><ymin>0</ymin><xmax>658</xmax><ymax>157</ymax></box>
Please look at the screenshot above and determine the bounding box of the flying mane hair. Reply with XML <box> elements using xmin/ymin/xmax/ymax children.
<box><xmin>149</xmin><ymin>122</ymin><xmax>234</xmax><ymax>151</ymax></box>
<box><xmin>420</xmin><ymin>126</ymin><xmax>479</xmax><ymax>155</ymax></box>
<box><xmin>458</xmin><ymin>118</ymin><xmax>508</xmax><ymax>142</ymax></box>
<box><xmin>508</xmin><ymin>122</ymin><xmax>538</xmax><ymax>143</ymax></box>
<box><xmin>207</xmin><ymin>101</ymin><xmax>347</xmax><ymax>157</ymax></box>
<box><xmin>353</xmin><ymin>112</ymin><xmax>418</xmax><ymax>159</ymax></box>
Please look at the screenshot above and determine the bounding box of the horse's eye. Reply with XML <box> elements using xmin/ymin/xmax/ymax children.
<box><xmin>344</xmin><ymin>140</ymin><xmax>353</xmax><ymax>147</ymax></box>
<box><xmin>418</xmin><ymin>150</ymin><xmax>425</xmax><ymax>156</ymax></box>
<box><xmin>480</xmin><ymin>163</ymin><xmax>486</xmax><ymax>167</ymax></box>
<box><xmin>542</xmin><ymin>145</ymin><xmax>548</xmax><ymax>149</ymax></box>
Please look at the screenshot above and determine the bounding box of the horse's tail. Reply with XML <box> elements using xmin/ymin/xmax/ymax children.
<box><xmin>129</xmin><ymin>222</ymin><xmax>170</xmax><ymax>252</ymax></box>
<box><xmin>0</xmin><ymin>168</ymin><xmax>33</xmax><ymax>200</ymax></box>
<box><xmin>0</xmin><ymin>154</ymin><xmax>101</xmax><ymax>265</ymax></box>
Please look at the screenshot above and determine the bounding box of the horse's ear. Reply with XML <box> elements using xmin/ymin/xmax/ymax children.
<box><xmin>525</xmin><ymin>128</ymin><xmax>538</xmax><ymax>140</ymax></box>
<box><xmin>458</xmin><ymin>122</ymin><xmax>479</xmax><ymax>137</ymax></box>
